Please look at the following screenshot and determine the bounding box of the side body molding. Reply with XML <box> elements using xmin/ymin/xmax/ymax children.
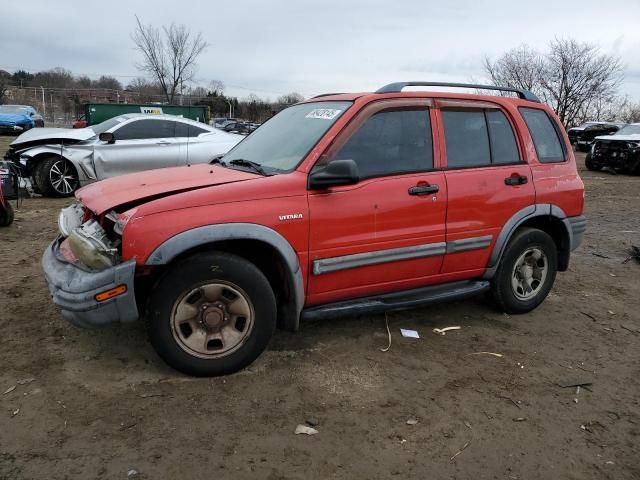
<box><xmin>145</xmin><ymin>223</ymin><xmax>305</xmax><ymax>329</ymax></box>
<box><xmin>483</xmin><ymin>203</ymin><xmax>577</xmax><ymax>279</ymax></box>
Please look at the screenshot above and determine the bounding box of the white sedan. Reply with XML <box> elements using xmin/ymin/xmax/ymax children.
<box><xmin>7</xmin><ymin>114</ymin><xmax>243</xmax><ymax>197</ymax></box>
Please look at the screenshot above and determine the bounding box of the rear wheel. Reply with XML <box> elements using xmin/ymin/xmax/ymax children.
<box><xmin>491</xmin><ymin>228</ymin><xmax>557</xmax><ymax>314</ymax></box>
<box><xmin>0</xmin><ymin>201</ymin><xmax>14</xmax><ymax>226</ymax></box>
<box><xmin>35</xmin><ymin>157</ymin><xmax>79</xmax><ymax>197</ymax></box>
<box><xmin>585</xmin><ymin>153</ymin><xmax>600</xmax><ymax>171</ymax></box>
<box><xmin>147</xmin><ymin>252</ymin><xmax>277</xmax><ymax>376</ymax></box>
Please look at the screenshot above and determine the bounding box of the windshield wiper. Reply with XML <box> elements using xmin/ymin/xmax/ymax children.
<box><xmin>228</xmin><ymin>158</ymin><xmax>268</xmax><ymax>176</ymax></box>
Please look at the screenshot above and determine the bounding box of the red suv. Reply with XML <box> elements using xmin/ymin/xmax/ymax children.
<box><xmin>43</xmin><ymin>82</ymin><xmax>586</xmax><ymax>376</ymax></box>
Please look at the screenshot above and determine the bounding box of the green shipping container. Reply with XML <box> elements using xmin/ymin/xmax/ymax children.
<box><xmin>82</xmin><ymin>104</ymin><xmax>211</xmax><ymax>126</ymax></box>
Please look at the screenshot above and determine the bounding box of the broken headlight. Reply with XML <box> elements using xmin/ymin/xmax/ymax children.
<box><xmin>58</xmin><ymin>203</ymin><xmax>85</xmax><ymax>237</ymax></box>
<box><xmin>67</xmin><ymin>219</ymin><xmax>120</xmax><ymax>270</ymax></box>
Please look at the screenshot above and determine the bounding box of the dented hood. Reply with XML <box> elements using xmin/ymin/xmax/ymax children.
<box><xmin>594</xmin><ymin>133</ymin><xmax>640</xmax><ymax>142</ymax></box>
<box><xmin>76</xmin><ymin>163</ymin><xmax>259</xmax><ymax>215</ymax></box>
<box><xmin>10</xmin><ymin>127</ymin><xmax>96</xmax><ymax>147</ymax></box>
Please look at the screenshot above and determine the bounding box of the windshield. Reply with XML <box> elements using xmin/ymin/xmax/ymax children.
<box><xmin>222</xmin><ymin>101</ymin><xmax>352</xmax><ymax>172</ymax></box>
<box><xmin>91</xmin><ymin>116</ymin><xmax>128</xmax><ymax>134</ymax></box>
<box><xmin>615</xmin><ymin>124</ymin><xmax>640</xmax><ymax>136</ymax></box>
<box><xmin>0</xmin><ymin>105</ymin><xmax>29</xmax><ymax>115</ymax></box>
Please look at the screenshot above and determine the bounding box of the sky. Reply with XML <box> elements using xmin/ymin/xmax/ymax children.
<box><xmin>2</xmin><ymin>0</ymin><xmax>640</xmax><ymax>101</ymax></box>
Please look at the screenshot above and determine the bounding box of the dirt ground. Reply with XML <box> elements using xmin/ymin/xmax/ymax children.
<box><xmin>1</xmin><ymin>134</ymin><xmax>638</xmax><ymax>480</ymax></box>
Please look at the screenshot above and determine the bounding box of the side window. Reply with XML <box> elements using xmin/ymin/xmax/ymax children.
<box><xmin>519</xmin><ymin>108</ymin><xmax>566</xmax><ymax>163</ymax></box>
<box><xmin>486</xmin><ymin>110</ymin><xmax>520</xmax><ymax>164</ymax></box>
<box><xmin>113</xmin><ymin>119</ymin><xmax>176</xmax><ymax>140</ymax></box>
<box><xmin>332</xmin><ymin>109</ymin><xmax>433</xmax><ymax>178</ymax></box>
<box><xmin>442</xmin><ymin>110</ymin><xmax>491</xmax><ymax>168</ymax></box>
<box><xmin>175</xmin><ymin>122</ymin><xmax>209</xmax><ymax>137</ymax></box>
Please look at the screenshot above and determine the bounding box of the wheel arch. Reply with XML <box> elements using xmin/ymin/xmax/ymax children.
<box><xmin>145</xmin><ymin>223</ymin><xmax>305</xmax><ymax>331</ymax></box>
<box><xmin>484</xmin><ymin>204</ymin><xmax>573</xmax><ymax>278</ymax></box>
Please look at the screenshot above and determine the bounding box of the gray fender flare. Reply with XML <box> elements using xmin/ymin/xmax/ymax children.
<box><xmin>145</xmin><ymin>223</ymin><xmax>305</xmax><ymax>329</ymax></box>
<box><xmin>483</xmin><ymin>203</ymin><xmax>572</xmax><ymax>279</ymax></box>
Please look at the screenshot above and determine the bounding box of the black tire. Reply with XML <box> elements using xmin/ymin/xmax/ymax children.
<box><xmin>585</xmin><ymin>153</ymin><xmax>600</xmax><ymax>171</ymax></box>
<box><xmin>0</xmin><ymin>201</ymin><xmax>14</xmax><ymax>226</ymax></box>
<box><xmin>490</xmin><ymin>227</ymin><xmax>557</xmax><ymax>314</ymax></box>
<box><xmin>34</xmin><ymin>156</ymin><xmax>79</xmax><ymax>197</ymax></box>
<box><xmin>147</xmin><ymin>251</ymin><xmax>277</xmax><ymax>376</ymax></box>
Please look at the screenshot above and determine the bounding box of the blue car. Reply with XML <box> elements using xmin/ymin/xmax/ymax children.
<box><xmin>0</xmin><ymin>105</ymin><xmax>44</xmax><ymax>134</ymax></box>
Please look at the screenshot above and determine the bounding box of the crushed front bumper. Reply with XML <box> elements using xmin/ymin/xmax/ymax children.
<box><xmin>42</xmin><ymin>237</ymin><xmax>139</xmax><ymax>328</ymax></box>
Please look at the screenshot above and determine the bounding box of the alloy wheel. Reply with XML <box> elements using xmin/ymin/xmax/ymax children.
<box><xmin>49</xmin><ymin>160</ymin><xmax>79</xmax><ymax>195</ymax></box>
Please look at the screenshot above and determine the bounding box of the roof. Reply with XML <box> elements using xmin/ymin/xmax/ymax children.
<box><xmin>304</xmin><ymin>81</ymin><xmax>541</xmax><ymax>105</ymax></box>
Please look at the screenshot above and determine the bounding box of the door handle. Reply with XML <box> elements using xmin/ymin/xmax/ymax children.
<box><xmin>408</xmin><ymin>184</ymin><xmax>439</xmax><ymax>195</ymax></box>
<box><xmin>156</xmin><ymin>140</ymin><xmax>171</xmax><ymax>145</ymax></box>
<box><xmin>504</xmin><ymin>175</ymin><xmax>528</xmax><ymax>186</ymax></box>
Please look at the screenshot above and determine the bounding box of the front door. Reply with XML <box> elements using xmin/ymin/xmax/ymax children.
<box><xmin>93</xmin><ymin>118</ymin><xmax>181</xmax><ymax>179</ymax></box>
<box><xmin>307</xmin><ymin>100</ymin><xmax>447</xmax><ymax>306</ymax></box>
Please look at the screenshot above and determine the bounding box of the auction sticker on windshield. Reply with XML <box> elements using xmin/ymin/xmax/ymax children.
<box><xmin>305</xmin><ymin>109</ymin><xmax>342</xmax><ymax>120</ymax></box>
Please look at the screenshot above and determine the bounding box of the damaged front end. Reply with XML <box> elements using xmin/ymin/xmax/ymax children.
<box><xmin>42</xmin><ymin>202</ymin><xmax>138</xmax><ymax>328</ymax></box>
<box><xmin>590</xmin><ymin>139</ymin><xmax>640</xmax><ymax>174</ymax></box>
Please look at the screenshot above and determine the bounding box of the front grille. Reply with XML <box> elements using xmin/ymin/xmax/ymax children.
<box><xmin>593</xmin><ymin>140</ymin><xmax>629</xmax><ymax>158</ymax></box>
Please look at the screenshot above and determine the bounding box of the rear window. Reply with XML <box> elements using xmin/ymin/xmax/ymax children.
<box><xmin>519</xmin><ymin>108</ymin><xmax>566</xmax><ymax>163</ymax></box>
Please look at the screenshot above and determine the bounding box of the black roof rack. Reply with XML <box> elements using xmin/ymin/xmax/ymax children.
<box><xmin>375</xmin><ymin>81</ymin><xmax>540</xmax><ymax>102</ymax></box>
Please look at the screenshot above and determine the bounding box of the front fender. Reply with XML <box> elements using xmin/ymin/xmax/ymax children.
<box><xmin>145</xmin><ymin>223</ymin><xmax>305</xmax><ymax>329</ymax></box>
<box><xmin>20</xmin><ymin>146</ymin><xmax>96</xmax><ymax>182</ymax></box>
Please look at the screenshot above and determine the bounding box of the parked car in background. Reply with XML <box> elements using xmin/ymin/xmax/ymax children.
<box><xmin>586</xmin><ymin>123</ymin><xmax>640</xmax><ymax>174</ymax></box>
<box><xmin>72</xmin><ymin>115</ymin><xmax>88</xmax><ymax>129</ymax></box>
<box><xmin>567</xmin><ymin>121</ymin><xmax>622</xmax><ymax>152</ymax></box>
<box><xmin>214</xmin><ymin>118</ymin><xmax>238</xmax><ymax>129</ymax></box>
<box><xmin>41</xmin><ymin>81</ymin><xmax>585</xmax><ymax>376</ymax></box>
<box><xmin>0</xmin><ymin>105</ymin><xmax>44</xmax><ymax>134</ymax></box>
<box><xmin>5</xmin><ymin>114</ymin><xmax>243</xmax><ymax>197</ymax></box>
<box><xmin>222</xmin><ymin>121</ymin><xmax>253</xmax><ymax>135</ymax></box>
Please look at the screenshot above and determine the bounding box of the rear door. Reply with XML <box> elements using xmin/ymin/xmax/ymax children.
<box><xmin>93</xmin><ymin>118</ymin><xmax>180</xmax><ymax>179</ymax></box>
<box><xmin>307</xmin><ymin>99</ymin><xmax>448</xmax><ymax>305</ymax></box>
<box><xmin>437</xmin><ymin>100</ymin><xmax>535</xmax><ymax>276</ymax></box>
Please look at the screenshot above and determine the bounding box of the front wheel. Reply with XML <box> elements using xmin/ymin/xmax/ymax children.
<box><xmin>147</xmin><ymin>252</ymin><xmax>277</xmax><ymax>376</ymax></box>
<box><xmin>34</xmin><ymin>157</ymin><xmax>79</xmax><ymax>197</ymax></box>
<box><xmin>585</xmin><ymin>153</ymin><xmax>600</xmax><ymax>171</ymax></box>
<box><xmin>490</xmin><ymin>228</ymin><xmax>557</xmax><ymax>314</ymax></box>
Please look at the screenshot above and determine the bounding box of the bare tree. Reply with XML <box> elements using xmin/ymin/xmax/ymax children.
<box><xmin>541</xmin><ymin>38</ymin><xmax>623</xmax><ymax>126</ymax></box>
<box><xmin>484</xmin><ymin>39</ymin><xmax>623</xmax><ymax>127</ymax></box>
<box><xmin>208</xmin><ymin>80</ymin><xmax>224</xmax><ymax>96</ymax></box>
<box><xmin>483</xmin><ymin>45</ymin><xmax>544</xmax><ymax>95</ymax></box>
<box><xmin>132</xmin><ymin>16</ymin><xmax>208</xmax><ymax>104</ymax></box>
<box><xmin>0</xmin><ymin>77</ymin><xmax>8</xmax><ymax>104</ymax></box>
<box><xmin>277</xmin><ymin>92</ymin><xmax>304</xmax><ymax>105</ymax></box>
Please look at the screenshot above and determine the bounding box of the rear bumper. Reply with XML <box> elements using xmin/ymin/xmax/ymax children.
<box><xmin>42</xmin><ymin>237</ymin><xmax>139</xmax><ymax>328</ymax></box>
<box><xmin>568</xmin><ymin>216</ymin><xmax>586</xmax><ymax>251</ymax></box>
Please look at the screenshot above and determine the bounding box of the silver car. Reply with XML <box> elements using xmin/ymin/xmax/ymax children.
<box><xmin>7</xmin><ymin>114</ymin><xmax>243</xmax><ymax>197</ymax></box>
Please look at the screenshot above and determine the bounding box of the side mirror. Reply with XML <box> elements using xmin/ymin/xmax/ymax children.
<box><xmin>308</xmin><ymin>159</ymin><xmax>359</xmax><ymax>190</ymax></box>
<box><xmin>99</xmin><ymin>132</ymin><xmax>115</xmax><ymax>144</ymax></box>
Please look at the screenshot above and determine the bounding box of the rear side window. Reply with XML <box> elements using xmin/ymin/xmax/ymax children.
<box><xmin>519</xmin><ymin>108</ymin><xmax>566</xmax><ymax>163</ymax></box>
<box><xmin>332</xmin><ymin>108</ymin><xmax>433</xmax><ymax>178</ymax></box>
<box><xmin>442</xmin><ymin>110</ymin><xmax>490</xmax><ymax>168</ymax></box>
<box><xmin>442</xmin><ymin>109</ymin><xmax>521</xmax><ymax>168</ymax></box>
<box><xmin>114</xmin><ymin>119</ymin><xmax>176</xmax><ymax>140</ymax></box>
<box><xmin>486</xmin><ymin>110</ymin><xmax>520</xmax><ymax>164</ymax></box>
<box><xmin>175</xmin><ymin>122</ymin><xmax>209</xmax><ymax>137</ymax></box>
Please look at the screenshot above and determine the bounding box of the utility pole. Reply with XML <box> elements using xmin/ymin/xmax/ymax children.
<box><xmin>41</xmin><ymin>86</ymin><xmax>45</xmax><ymax>119</ymax></box>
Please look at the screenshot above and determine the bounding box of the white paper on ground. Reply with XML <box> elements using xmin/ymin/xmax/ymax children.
<box><xmin>400</xmin><ymin>329</ymin><xmax>420</xmax><ymax>339</ymax></box>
